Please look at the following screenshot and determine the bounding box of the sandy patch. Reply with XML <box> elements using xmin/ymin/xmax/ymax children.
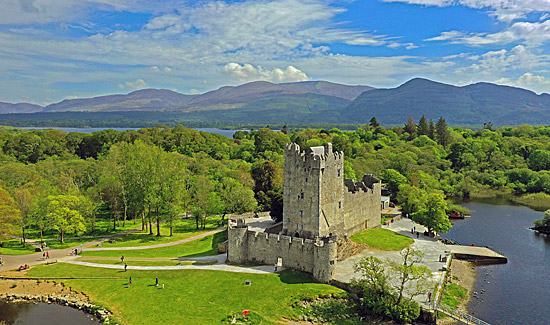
<box><xmin>0</xmin><ymin>275</ymin><xmax>89</xmax><ymax>302</ymax></box>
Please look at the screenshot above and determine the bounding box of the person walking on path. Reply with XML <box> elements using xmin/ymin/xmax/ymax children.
<box><xmin>121</xmin><ymin>255</ymin><xmax>125</xmax><ymax>263</ymax></box>
<box><xmin>46</xmin><ymin>251</ymin><xmax>50</xmax><ymax>259</ymax></box>
<box><xmin>155</xmin><ymin>277</ymin><xmax>159</xmax><ymax>287</ymax></box>
<box><xmin>0</xmin><ymin>257</ymin><xmax>3</xmax><ymax>266</ymax></box>
<box><xmin>129</xmin><ymin>276</ymin><xmax>132</xmax><ymax>284</ymax></box>
<box><xmin>43</xmin><ymin>252</ymin><xmax>45</xmax><ymax>259</ymax></box>
<box><xmin>124</xmin><ymin>263</ymin><xmax>128</xmax><ymax>271</ymax></box>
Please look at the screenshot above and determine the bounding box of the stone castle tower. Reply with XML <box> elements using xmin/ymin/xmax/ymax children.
<box><xmin>282</xmin><ymin>143</ymin><xmax>381</xmax><ymax>239</ymax></box>
<box><xmin>227</xmin><ymin>142</ymin><xmax>381</xmax><ymax>283</ymax></box>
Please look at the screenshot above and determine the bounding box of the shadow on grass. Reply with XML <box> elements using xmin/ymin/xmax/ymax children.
<box><xmin>277</xmin><ymin>270</ymin><xmax>317</xmax><ymax>285</ymax></box>
<box><xmin>181</xmin><ymin>231</ymin><xmax>227</xmax><ymax>258</ymax></box>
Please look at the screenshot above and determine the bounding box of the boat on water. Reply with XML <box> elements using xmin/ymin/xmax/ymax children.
<box><xmin>448</xmin><ymin>214</ymin><xmax>465</xmax><ymax>219</ymax></box>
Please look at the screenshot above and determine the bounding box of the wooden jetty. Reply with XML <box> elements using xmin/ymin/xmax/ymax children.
<box><xmin>446</xmin><ymin>245</ymin><xmax>507</xmax><ymax>264</ymax></box>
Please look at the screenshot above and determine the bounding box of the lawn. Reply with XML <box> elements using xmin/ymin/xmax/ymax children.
<box><xmin>441</xmin><ymin>283</ymin><xmax>468</xmax><ymax>308</ymax></box>
<box><xmin>0</xmin><ymin>240</ymin><xmax>36</xmax><ymax>255</ymax></box>
<box><xmin>350</xmin><ymin>228</ymin><xmax>414</xmax><ymax>251</ymax></box>
<box><xmin>27</xmin><ymin>263</ymin><xmax>344</xmax><ymax>324</ymax></box>
<box><xmin>92</xmin><ymin>217</ymin><xmax>220</xmax><ymax>248</ymax></box>
<box><xmin>81</xmin><ymin>231</ymin><xmax>227</xmax><ymax>258</ymax></box>
<box><xmin>78</xmin><ymin>259</ymin><xmax>217</xmax><ymax>266</ymax></box>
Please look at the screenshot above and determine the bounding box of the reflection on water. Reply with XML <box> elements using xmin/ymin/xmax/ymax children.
<box><xmin>0</xmin><ymin>301</ymin><xmax>99</xmax><ymax>324</ymax></box>
<box><xmin>441</xmin><ymin>201</ymin><xmax>550</xmax><ymax>325</ymax></box>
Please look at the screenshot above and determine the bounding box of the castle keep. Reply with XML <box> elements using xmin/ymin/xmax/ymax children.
<box><xmin>228</xmin><ymin>143</ymin><xmax>381</xmax><ymax>282</ymax></box>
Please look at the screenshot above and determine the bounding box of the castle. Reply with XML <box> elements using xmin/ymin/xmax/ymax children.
<box><xmin>228</xmin><ymin>143</ymin><xmax>382</xmax><ymax>282</ymax></box>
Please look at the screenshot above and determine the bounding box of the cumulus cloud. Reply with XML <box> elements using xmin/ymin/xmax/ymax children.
<box><xmin>222</xmin><ymin>63</ymin><xmax>310</xmax><ymax>83</ymax></box>
<box><xmin>150</xmin><ymin>66</ymin><xmax>172</xmax><ymax>73</ymax></box>
<box><xmin>495</xmin><ymin>72</ymin><xmax>550</xmax><ymax>94</ymax></box>
<box><xmin>118</xmin><ymin>78</ymin><xmax>147</xmax><ymax>90</ymax></box>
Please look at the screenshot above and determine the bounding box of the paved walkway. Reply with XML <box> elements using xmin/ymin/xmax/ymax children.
<box><xmin>0</xmin><ymin>227</ymin><xmax>224</xmax><ymax>271</ymax></box>
<box><xmin>67</xmin><ymin>253</ymin><xmax>284</xmax><ymax>274</ymax></box>
<box><xmin>335</xmin><ymin>218</ymin><xmax>450</xmax><ymax>310</ymax></box>
<box><xmin>85</xmin><ymin>228</ymin><xmax>224</xmax><ymax>251</ymax></box>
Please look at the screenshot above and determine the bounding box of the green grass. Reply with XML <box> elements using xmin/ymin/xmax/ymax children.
<box><xmin>23</xmin><ymin>218</ymin><xmax>140</xmax><ymax>241</ymax></box>
<box><xmin>81</xmin><ymin>230</ymin><xmax>227</xmax><ymax>258</ymax></box>
<box><xmin>441</xmin><ymin>283</ymin><xmax>468</xmax><ymax>309</ymax></box>
<box><xmin>510</xmin><ymin>193</ymin><xmax>550</xmax><ymax>211</ymax></box>
<box><xmin>92</xmin><ymin>217</ymin><xmax>220</xmax><ymax>248</ymax></box>
<box><xmin>27</xmin><ymin>263</ymin><xmax>343</xmax><ymax>324</ymax></box>
<box><xmin>79</xmin><ymin>260</ymin><xmax>217</xmax><ymax>266</ymax></box>
<box><xmin>350</xmin><ymin>228</ymin><xmax>414</xmax><ymax>251</ymax></box>
<box><xmin>0</xmin><ymin>240</ymin><xmax>36</xmax><ymax>255</ymax></box>
<box><xmin>381</xmin><ymin>217</ymin><xmax>392</xmax><ymax>224</ymax></box>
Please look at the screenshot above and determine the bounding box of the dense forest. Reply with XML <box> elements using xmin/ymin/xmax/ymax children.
<box><xmin>2</xmin><ymin>117</ymin><xmax>550</xmax><ymax>244</ymax></box>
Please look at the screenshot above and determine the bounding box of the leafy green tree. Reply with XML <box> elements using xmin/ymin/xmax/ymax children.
<box><xmin>45</xmin><ymin>195</ymin><xmax>86</xmax><ymax>243</ymax></box>
<box><xmin>528</xmin><ymin>150</ymin><xmax>550</xmax><ymax>171</ymax></box>
<box><xmin>218</xmin><ymin>177</ymin><xmax>257</xmax><ymax>222</ymax></box>
<box><xmin>352</xmin><ymin>247</ymin><xmax>431</xmax><ymax>323</ymax></box>
<box><xmin>381</xmin><ymin>169</ymin><xmax>408</xmax><ymax>198</ymax></box>
<box><xmin>13</xmin><ymin>187</ymin><xmax>32</xmax><ymax>244</ymax></box>
<box><xmin>0</xmin><ymin>187</ymin><xmax>21</xmax><ymax>240</ymax></box>
<box><xmin>370</xmin><ymin>117</ymin><xmax>380</xmax><ymax>128</ymax></box>
<box><xmin>412</xmin><ymin>192</ymin><xmax>451</xmax><ymax>234</ymax></box>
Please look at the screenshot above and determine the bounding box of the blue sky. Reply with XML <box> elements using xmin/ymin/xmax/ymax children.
<box><xmin>1</xmin><ymin>0</ymin><xmax>550</xmax><ymax>105</ymax></box>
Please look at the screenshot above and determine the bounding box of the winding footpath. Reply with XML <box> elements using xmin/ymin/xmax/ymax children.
<box><xmin>1</xmin><ymin>227</ymin><xmax>283</xmax><ymax>275</ymax></box>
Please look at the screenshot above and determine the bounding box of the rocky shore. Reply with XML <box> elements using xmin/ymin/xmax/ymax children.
<box><xmin>0</xmin><ymin>278</ymin><xmax>112</xmax><ymax>323</ymax></box>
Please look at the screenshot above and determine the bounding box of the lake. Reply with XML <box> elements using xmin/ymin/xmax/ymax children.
<box><xmin>0</xmin><ymin>301</ymin><xmax>100</xmax><ymax>324</ymax></box>
<box><xmin>440</xmin><ymin>199</ymin><xmax>550</xmax><ymax>325</ymax></box>
<box><xmin>20</xmin><ymin>126</ymin><xmax>241</xmax><ymax>138</ymax></box>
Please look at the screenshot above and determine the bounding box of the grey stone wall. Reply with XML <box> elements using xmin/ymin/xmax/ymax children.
<box><xmin>227</xmin><ymin>224</ymin><xmax>338</xmax><ymax>282</ymax></box>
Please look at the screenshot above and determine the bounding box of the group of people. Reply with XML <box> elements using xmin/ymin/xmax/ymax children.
<box><xmin>42</xmin><ymin>251</ymin><xmax>50</xmax><ymax>259</ymax></box>
<box><xmin>18</xmin><ymin>264</ymin><xmax>29</xmax><ymax>271</ymax></box>
<box><xmin>71</xmin><ymin>248</ymin><xmax>80</xmax><ymax>255</ymax></box>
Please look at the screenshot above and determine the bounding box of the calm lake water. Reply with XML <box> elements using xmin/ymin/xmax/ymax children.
<box><xmin>20</xmin><ymin>126</ymin><xmax>240</xmax><ymax>138</ymax></box>
<box><xmin>440</xmin><ymin>199</ymin><xmax>550</xmax><ymax>325</ymax></box>
<box><xmin>0</xmin><ymin>301</ymin><xmax>100</xmax><ymax>324</ymax></box>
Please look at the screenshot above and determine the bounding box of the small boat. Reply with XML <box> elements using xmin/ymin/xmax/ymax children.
<box><xmin>448</xmin><ymin>214</ymin><xmax>465</xmax><ymax>219</ymax></box>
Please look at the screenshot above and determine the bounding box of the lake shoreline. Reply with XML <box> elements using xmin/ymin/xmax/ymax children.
<box><xmin>0</xmin><ymin>277</ymin><xmax>110</xmax><ymax>322</ymax></box>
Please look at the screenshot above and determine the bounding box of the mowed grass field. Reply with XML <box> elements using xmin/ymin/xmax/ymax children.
<box><xmin>27</xmin><ymin>263</ymin><xmax>344</xmax><ymax>324</ymax></box>
<box><xmin>350</xmin><ymin>228</ymin><xmax>414</xmax><ymax>251</ymax></box>
<box><xmin>81</xmin><ymin>231</ymin><xmax>227</xmax><ymax>258</ymax></box>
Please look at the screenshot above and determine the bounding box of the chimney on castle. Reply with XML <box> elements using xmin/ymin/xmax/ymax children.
<box><xmin>323</xmin><ymin>143</ymin><xmax>333</xmax><ymax>155</ymax></box>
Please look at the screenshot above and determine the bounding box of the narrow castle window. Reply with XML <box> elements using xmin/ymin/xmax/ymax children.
<box><xmin>305</xmin><ymin>177</ymin><xmax>308</xmax><ymax>183</ymax></box>
<box><xmin>339</xmin><ymin>201</ymin><xmax>342</xmax><ymax>209</ymax></box>
<box><xmin>300</xmin><ymin>192</ymin><xmax>304</xmax><ymax>199</ymax></box>
<box><xmin>337</xmin><ymin>168</ymin><xmax>341</xmax><ymax>177</ymax></box>
<box><xmin>300</xmin><ymin>210</ymin><xmax>304</xmax><ymax>217</ymax></box>
<box><xmin>304</xmin><ymin>167</ymin><xmax>307</xmax><ymax>173</ymax></box>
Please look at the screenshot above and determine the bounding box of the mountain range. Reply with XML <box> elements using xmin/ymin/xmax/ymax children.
<box><xmin>2</xmin><ymin>78</ymin><xmax>550</xmax><ymax>125</ymax></box>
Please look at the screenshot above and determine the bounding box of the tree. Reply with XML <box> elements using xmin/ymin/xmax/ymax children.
<box><xmin>417</xmin><ymin>115</ymin><xmax>429</xmax><ymax>136</ymax></box>
<box><xmin>370</xmin><ymin>117</ymin><xmax>380</xmax><ymax>128</ymax></box>
<box><xmin>218</xmin><ymin>177</ymin><xmax>257</xmax><ymax>222</ymax></box>
<box><xmin>13</xmin><ymin>188</ymin><xmax>33</xmax><ymax>244</ymax></box>
<box><xmin>412</xmin><ymin>192</ymin><xmax>451</xmax><ymax>234</ymax></box>
<box><xmin>436</xmin><ymin>117</ymin><xmax>451</xmax><ymax>147</ymax></box>
<box><xmin>45</xmin><ymin>195</ymin><xmax>86</xmax><ymax>243</ymax></box>
<box><xmin>428</xmin><ymin>119</ymin><xmax>435</xmax><ymax>140</ymax></box>
<box><xmin>381</xmin><ymin>169</ymin><xmax>408</xmax><ymax>198</ymax></box>
<box><xmin>404</xmin><ymin>115</ymin><xmax>417</xmax><ymax>139</ymax></box>
<box><xmin>0</xmin><ymin>187</ymin><xmax>21</xmax><ymax>241</ymax></box>
<box><xmin>528</xmin><ymin>150</ymin><xmax>550</xmax><ymax>171</ymax></box>
<box><xmin>352</xmin><ymin>247</ymin><xmax>431</xmax><ymax>323</ymax></box>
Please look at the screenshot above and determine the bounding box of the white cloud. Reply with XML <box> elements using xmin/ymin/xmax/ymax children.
<box><xmin>189</xmin><ymin>89</ymin><xmax>201</xmax><ymax>95</ymax></box>
<box><xmin>495</xmin><ymin>72</ymin><xmax>550</xmax><ymax>94</ymax></box>
<box><xmin>150</xmin><ymin>66</ymin><xmax>172</xmax><ymax>73</ymax></box>
<box><xmin>222</xmin><ymin>63</ymin><xmax>310</xmax><ymax>83</ymax></box>
<box><xmin>384</xmin><ymin>0</ymin><xmax>550</xmax><ymax>22</ymax></box>
<box><xmin>427</xmin><ymin>19</ymin><xmax>550</xmax><ymax>46</ymax></box>
<box><xmin>118</xmin><ymin>79</ymin><xmax>147</xmax><ymax>90</ymax></box>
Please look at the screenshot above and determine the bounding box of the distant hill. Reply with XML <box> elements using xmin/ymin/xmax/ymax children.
<box><xmin>43</xmin><ymin>89</ymin><xmax>193</xmax><ymax>112</ymax></box>
<box><xmin>4</xmin><ymin>78</ymin><xmax>550</xmax><ymax>126</ymax></box>
<box><xmin>35</xmin><ymin>80</ymin><xmax>372</xmax><ymax>113</ymax></box>
<box><xmin>342</xmin><ymin>78</ymin><xmax>550</xmax><ymax>125</ymax></box>
<box><xmin>0</xmin><ymin>102</ymin><xmax>43</xmax><ymax>114</ymax></box>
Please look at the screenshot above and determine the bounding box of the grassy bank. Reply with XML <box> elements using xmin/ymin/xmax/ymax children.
<box><xmin>81</xmin><ymin>231</ymin><xmax>227</xmax><ymax>258</ymax></box>
<box><xmin>510</xmin><ymin>193</ymin><xmax>550</xmax><ymax>211</ymax></box>
<box><xmin>27</xmin><ymin>263</ymin><xmax>344</xmax><ymax>324</ymax></box>
<box><xmin>350</xmin><ymin>228</ymin><xmax>413</xmax><ymax>251</ymax></box>
<box><xmin>0</xmin><ymin>240</ymin><xmax>36</xmax><ymax>255</ymax></box>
